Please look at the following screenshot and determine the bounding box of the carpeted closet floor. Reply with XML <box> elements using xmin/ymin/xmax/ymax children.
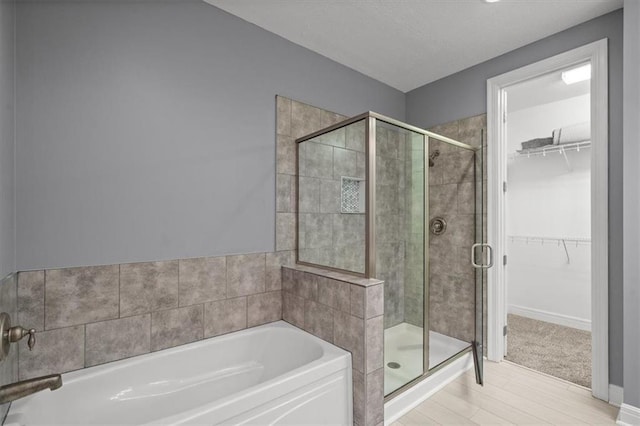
<box><xmin>505</xmin><ymin>314</ymin><xmax>591</xmax><ymax>388</ymax></box>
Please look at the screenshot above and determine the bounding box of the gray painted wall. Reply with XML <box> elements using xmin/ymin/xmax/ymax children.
<box><xmin>0</xmin><ymin>0</ymin><xmax>15</xmax><ymax>279</ymax></box>
<box><xmin>406</xmin><ymin>10</ymin><xmax>624</xmax><ymax>386</ymax></box>
<box><xmin>15</xmin><ymin>0</ymin><xmax>405</xmax><ymax>271</ymax></box>
<box><xmin>623</xmin><ymin>0</ymin><xmax>640</xmax><ymax>409</ymax></box>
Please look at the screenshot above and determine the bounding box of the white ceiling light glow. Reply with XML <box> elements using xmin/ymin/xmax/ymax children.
<box><xmin>562</xmin><ymin>64</ymin><xmax>592</xmax><ymax>85</ymax></box>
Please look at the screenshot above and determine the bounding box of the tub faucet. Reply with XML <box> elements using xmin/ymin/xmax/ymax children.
<box><xmin>0</xmin><ymin>374</ymin><xmax>62</xmax><ymax>404</ymax></box>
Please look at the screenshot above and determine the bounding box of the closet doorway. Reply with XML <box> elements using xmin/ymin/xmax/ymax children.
<box><xmin>487</xmin><ymin>40</ymin><xmax>609</xmax><ymax>400</ymax></box>
<box><xmin>504</xmin><ymin>65</ymin><xmax>591</xmax><ymax>387</ymax></box>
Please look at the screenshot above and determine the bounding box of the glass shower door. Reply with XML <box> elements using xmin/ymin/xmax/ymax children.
<box><xmin>427</xmin><ymin>136</ymin><xmax>486</xmax><ymax>385</ymax></box>
<box><xmin>472</xmin><ymin>145</ymin><xmax>486</xmax><ymax>385</ymax></box>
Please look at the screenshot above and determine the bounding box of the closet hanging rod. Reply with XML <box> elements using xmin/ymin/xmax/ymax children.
<box><xmin>508</xmin><ymin>235</ymin><xmax>591</xmax><ymax>246</ymax></box>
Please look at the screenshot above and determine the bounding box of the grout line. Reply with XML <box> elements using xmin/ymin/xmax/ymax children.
<box><xmin>42</xmin><ymin>270</ymin><xmax>46</xmax><ymax>331</ymax></box>
<box><xmin>83</xmin><ymin>324</ymin><xmax>87</xmax><ymax>367</ymax></box>
<box><xmin>176</xmin><ymin>259</ymin><xmax>180</xmax><ymax>307</ymax></box>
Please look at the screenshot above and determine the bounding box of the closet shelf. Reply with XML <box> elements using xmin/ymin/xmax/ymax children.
<box><xmin>509</xmin><ymin>141</ymin><xmax>590</xmax><ymax>171</ymax></box>
<box><xmin>508</xmin><ymin>235</ymin><xmax>591</xmax><ymax>245</ymax></box>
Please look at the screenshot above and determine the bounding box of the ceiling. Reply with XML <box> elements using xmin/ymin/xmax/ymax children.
<box><xmin>506</xmin><ymin>62</ymin><xmax>591</xmax><ymax>112</ymax></box>
<box><xmin>204</xmin><ymin>0</ymin><xmax>621</xmax><ymax>93</ymax></box>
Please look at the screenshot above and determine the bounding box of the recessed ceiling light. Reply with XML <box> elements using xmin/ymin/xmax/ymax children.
<box><xmin>484</xmin><ymin>0</ymin><xmax>501</xmax><ymax>3</ymax></box>
<box><xmin>562</xmin><ymin>64</ymin><xmax>591</xmax><ymax>85</ymax></box>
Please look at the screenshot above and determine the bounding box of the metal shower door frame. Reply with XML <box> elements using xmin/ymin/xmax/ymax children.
<box><xmin>294</xmin><ymin>112</ymin><xmax>483</xmax><ymax>400</ymax></box>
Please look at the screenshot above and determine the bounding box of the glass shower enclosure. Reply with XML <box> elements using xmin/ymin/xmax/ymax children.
<box><xmin>296</xmin><ymin>112</ymin><xmax>488</xmax><ymax>399</ymax></box>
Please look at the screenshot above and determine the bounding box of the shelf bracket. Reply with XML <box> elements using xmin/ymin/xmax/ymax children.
<box><xmin>560</xmin><ymin>148</ymin><xmax>572</xmax><ymax>172</ymax></box>
<box><xmin>561</xmin><ymin>239</ymin><xmax>571</xmax><ymax>264</ymax></box>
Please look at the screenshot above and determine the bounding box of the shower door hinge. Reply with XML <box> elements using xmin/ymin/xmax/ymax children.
<box><xmin>503</xmin><ymin>181</ymin><xmax>507</xmax><ymax>193</ymax></box>
<box><xmin>503</xmin><ymin>254</ymin><xmax>507</xmax><ymax>266</ymax></box>
<box><xmin>503</xmin><ymin>325</ymin><xmax>508</xmax><ymax>336</ymax></box>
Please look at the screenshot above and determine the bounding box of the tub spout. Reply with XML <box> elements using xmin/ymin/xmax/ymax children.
<box><xmin>0</xmin><ymin>374</ymin><xmax>62</xmax><ymax>404</ymax></box>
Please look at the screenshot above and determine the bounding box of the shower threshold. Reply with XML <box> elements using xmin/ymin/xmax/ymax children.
<box><xmin>384</xmin><ymin>322</ymin><xmax>469</xmax><ymax>395</ymax></box>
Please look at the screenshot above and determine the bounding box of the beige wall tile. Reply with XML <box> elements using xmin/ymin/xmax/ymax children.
<box><xmin>151</xmin><ymin>305</ymin><xmax>203</xmax><ymax>351</ymax></box>
<box><xmin>335</xmin><ymin>279</ymin><xmax>352</xmax><ymax>313</ymax></box>
<box><xmin>276</xmin><ymin>213</ymin><xmax>295</xmax><ymax>251</ymax></box>
<box><xmin>120</xmin><ymin>261</ymin><xmax>178</xmax><ymax>318</ymax></box>
<box><xmin>291</xmin><ymin>101</ymin><xmax>324</xmax><ymax>139</ymax></box>
<box><xmin>226</xmin><ymin>253</ymin><xmax>265</xmax><ymax>298</ymax></box>
<box><xmin>317</xmin><ymin>276</ymin><xmax>337</xmax><ymax>308</ymax></box>
<box><xmin>346</xmin><ymin>120</ymin><xmax>366</xmax><ymax>153</ymax></box>
<box><xmin>265</xmin><ymin>251</ymin><xmax>293</xmax><ymax>292</ymax></box>
<box><xmin>365</xmin><ymin>316</ymin><xmax>384</xmax><ymax>374</ymax></box>
<box><xmin>204</xmin><ymin>297</ymin><xmax>247</xmax><ymax>338</ymax></box>
<box><xmin>282</xmin><ymin>291</ymin><xmax>304</xmax><ymax>329</ymax></box>
<box><xmin>17</xmin><ymin>271</ymin><xmax>44</xmax><ymax>330</ymax></box>
<box><xmin>365</xmin><ymin>284</ymin><xmax>384</xmax><ymax>319</ymax></box>
<box><xmin>276</xmin><ymin>96</ymin><xmax>291</xmax><ymax>136</ymax></box>
<box><xmin>293</xmin><ymin>270</ymin><xmax>318</xmax><ymax>301</ymax></box>
<box><xmin>247</xmin><ymin>291</ymin><xmax>281</xmax><ymax>327</ymax></box>
<box><xmin>353</xmin><ymin>369</ymin><xmax>365</xmax><ymax>426</ymax></box>
<box><xmin>350</xmin><ymin>285</ymin><xmax>365</xmax><ymax>318</ymax></box>
<box><xmin>298</xmin><ymin>176</ymin><xmax>320</xmax><ymax>213</ymax></box>
<box><xmin>19</xmin><ymin>325</ymin><xmax>84</xmax><ymax>380</ymax></box>
<box><xmin>276</xmin><ymin>135</ymin><xmax>296</xmax><ymax>176</ymax></box>
<box><xmin>276</xmin><ymin>174</ymin><xmax>295</xmax><ymax>213</ymax></box>
<box><xmin>304</xmin><ymin>299</ymin><xmax>334</xmax><ymax>342</ymax></box>
<box><xmin>315</xmin><ymin>127</ymin><xmax>346</xmax><ymax>148</ymax></box>
<box><xmin>85</xmin><ymin>314</ymin><xmax>150</xmax><ymax>367</ymax></box>
<box><xmin>178</xmin><ymin>256</ymin><xmax>226</xmax><ymax>306</ymax></box>
<box><xmin>365</xmin><ymin>368</ymin><xmax>384</xmax><ymax>425</ymax></box>
<box><xmin>334</xmin><ymin>310</ymin><xmax>364</xmax><ymax>373</ymax></box>
<box><xmin>333</xmin><ymin>147</ymin><xmax>357</xmax><ymax>179</ymax></box>
<box><xmin>45</xmin><ymin>266</ymin><xmax>119</xmax><ymax>329</ymax></box>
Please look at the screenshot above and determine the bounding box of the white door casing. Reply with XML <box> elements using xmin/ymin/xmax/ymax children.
<box><xmin>486</xmin><ymin>39</ymin><xmax>609</xmax><ymax>401</ymax></box>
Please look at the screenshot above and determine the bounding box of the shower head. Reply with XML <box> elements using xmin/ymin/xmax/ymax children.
<box><xmin>429</xmin><ymin>150</ymin><xmax>440</xmax><ymax>167</ymax></box>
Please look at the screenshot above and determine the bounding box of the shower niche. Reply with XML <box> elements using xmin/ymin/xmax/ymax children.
<box><xmin>296</xmin><ymin>112</ymin><xmax>488</xmax><ymax>400</ymax></box>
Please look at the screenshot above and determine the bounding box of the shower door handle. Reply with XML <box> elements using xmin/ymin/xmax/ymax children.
<box><xmin>471</xmin><ymin>243</ymin><xmax>493</xmax><ymax>269</ymax></box>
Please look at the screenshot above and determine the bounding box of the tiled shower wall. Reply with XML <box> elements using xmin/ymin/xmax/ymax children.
<box><xmin>275</xmin><ymin>96</ymin><xmax>347</xmax><ymax>252</ymax></box>
<box><xmin>297</xmin><ymin>121</ymin><xmax>367</xmax><ymax>273</ymax></box>
<box><xmin>375</xmin><ymin>125</ymin><xmax>408</xmax><ymax>328</ymax></box>
<box><xmin>403</xmin><ymin>133</ymin><xmax>426</xmax><ymax>328</ymax></box>
<box><xmin>425</xmin><ymin>115</ymin><xmax>487</xmax><ymax>343</ymax></box>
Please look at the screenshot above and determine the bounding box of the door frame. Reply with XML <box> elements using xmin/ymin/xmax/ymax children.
<box><xmin>486</xmin><ymin>39</ymin><xmax>609</xmax><ymax>400</ymax></box>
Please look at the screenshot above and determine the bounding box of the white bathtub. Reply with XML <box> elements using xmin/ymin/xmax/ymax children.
<box><xmin>5</xmin><ymin>321</ymin><xmax>352</xmax><ymax>425</ymax></box>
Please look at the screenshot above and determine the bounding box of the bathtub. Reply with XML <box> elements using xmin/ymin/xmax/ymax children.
<box><xmin>5</xmin><ymin>321</ymin><xmax>352</xmax><ymax>425</ymax></box>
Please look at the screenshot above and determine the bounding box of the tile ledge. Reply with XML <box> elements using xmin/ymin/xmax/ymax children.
<box><xmin>283</xmin><ymin>264</ymin><xmax>383</xmax><ymax>288</ymax></box>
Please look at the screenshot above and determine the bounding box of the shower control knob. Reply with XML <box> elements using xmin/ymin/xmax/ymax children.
<box><xmin>430</xmin><ymin>217</ymin><xmax>447</xmax><ymax>236</ymax></box>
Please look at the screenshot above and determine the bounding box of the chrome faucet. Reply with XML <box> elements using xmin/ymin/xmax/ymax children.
<box><xmin>0</xmin><ymin>374</ymin><xmax>62</xmax><ymax>404</ymax></box>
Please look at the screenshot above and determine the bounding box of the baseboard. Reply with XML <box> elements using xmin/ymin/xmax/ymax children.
<box><xmin>508</xmin><ymin>304</ymin><xmax>591</xmax><ymax>331</ymax></box>
<box><xmin>610</xmin><ymin>385</ymin><xmax>624</xmax><ymax>407</ymax></box>
<box><xmin>384</xmin><ymin>353</ymin><xmax>473</xmax><ymax>424</ymax></box>
<box><xmin>617</xmin><ymin>403</ymin><xmax>640</xmax><ymax>425</ymax></box>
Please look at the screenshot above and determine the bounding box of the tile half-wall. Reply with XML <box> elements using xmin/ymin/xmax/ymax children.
<box><xmin>282</xmin><ymin>264</ymin><xmax>384</xmax><ymax>426</ymax></box>
<box><xmin>16</xmin><ymin>251</ymin><xmax>292</xmax><ymax>380</ymax></box>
